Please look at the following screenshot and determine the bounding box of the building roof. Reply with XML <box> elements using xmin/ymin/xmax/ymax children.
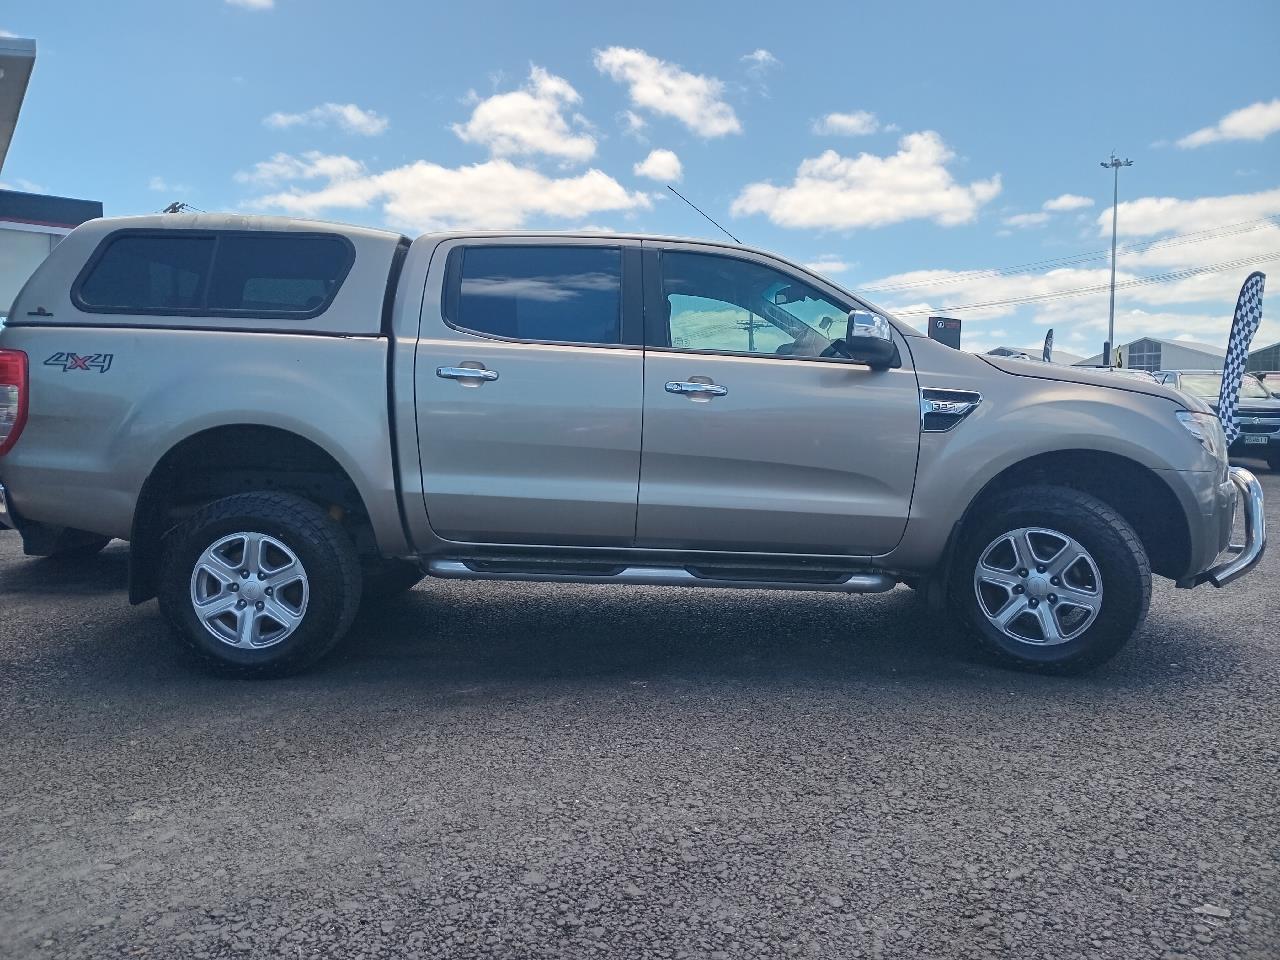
<box><xmin>0</xmin><ymin>188</ymin><xmax>102</xmax><ymax>229</ymax></box>
<box><xmin>0</xmin><ymin>37</ymin><xmax>35</xmax><ymax>173</ymax></box>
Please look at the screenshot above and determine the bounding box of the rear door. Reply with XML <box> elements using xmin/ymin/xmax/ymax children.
<box><xmin>636</xmin><ymin>242</ymin><xmax>920</xmax><ymax>556</ymax></box>
<box><xmin>414</xmin><ymin>239</ymin><xmax>643</xmax><ymax>546</ymax></box>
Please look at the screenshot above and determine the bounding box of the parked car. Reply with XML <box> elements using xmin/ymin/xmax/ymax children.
<box><xmin>1254</xmin><ymin>371</ymin><xmax>1280</xmax><ymax>399</ymax></box>
<box><xmin>0</xmin><ymin>215</ymin><xmax>1265</xmax><ymax>676</ymax></box>
<box><xmin>1154</xmin><ymin>370</ymin><xmax>1280</xmax><ymax>471</ymax></box>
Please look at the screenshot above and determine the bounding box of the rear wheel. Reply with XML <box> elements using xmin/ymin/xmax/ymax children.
<box><xmin>158</xmin><ymin>492</ymin><xmax>361</xmax><ymax>676</ymax></box>
<box><xmin>952</xmin><ymin>485</ymin><xmax>1150</xmax><ymax>673</ymax></box>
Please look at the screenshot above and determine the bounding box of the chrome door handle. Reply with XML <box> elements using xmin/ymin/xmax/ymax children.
<box><xmin>666</xmin><ymin>380</ymin><xmax>727</xmax><ymax>397</ymax></box>
<box><xmin>437</xmin><ymin>365</ymin><xmax>498</xmax><ymax>382</ymax></box>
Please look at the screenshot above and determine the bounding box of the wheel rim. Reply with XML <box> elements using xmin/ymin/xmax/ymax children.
<box><xmin>972</xmin><ymin>526</ymin><xmax>1103</xmax><ymax>647</ymax></box>
<box><xmin>189</xmin><ymin>532</ymin><xmax>310</xmax><ymax>649</ymax></box>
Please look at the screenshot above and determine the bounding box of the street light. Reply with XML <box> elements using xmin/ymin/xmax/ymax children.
<box><xmin>1101</xmin><ymin>153</ymin><xmax>1134</xmax><ymax>366</ymax></box>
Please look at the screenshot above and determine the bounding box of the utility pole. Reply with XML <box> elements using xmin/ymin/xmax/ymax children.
<box><xmin>1100</xmin><ymin>153</ymin><xmax>1133</xmax><ymax>366</ymax></box>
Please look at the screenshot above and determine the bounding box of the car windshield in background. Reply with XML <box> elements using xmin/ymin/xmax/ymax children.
<box><xmin>1180</xmin><ymin>374</ymin><xmax>1269</xmax><ymax>399</ymax></box>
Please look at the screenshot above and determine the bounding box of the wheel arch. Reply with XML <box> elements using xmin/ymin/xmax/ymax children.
<box><xmin>129</xmin><ymin>424</ymin><xmax>380</xmax><ymax>604</ymax></box>
<box><xmin>955</xmin><ymin>449</ymin><xmax>1191</xmax><ymax>580</ymax></box>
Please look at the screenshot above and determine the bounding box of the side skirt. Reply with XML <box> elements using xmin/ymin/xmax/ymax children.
<box><xmin>426</xmin><ymin>558</ymin><xmax>897</xmax><ymax>594</ymax></box>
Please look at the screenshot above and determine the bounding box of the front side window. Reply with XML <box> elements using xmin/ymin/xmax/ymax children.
<box><xmin>661</xmin><ymin>251</ymin><xmax>853</xmax><ymax>359</ymax></box>
<box><xmin>450</xmin><ymin>245</ymin><xmax>621</xmax><ymax>345</ymax></box>
<box><xmin>75</xmin><ymin>231</ymin><xmax>353</xmax><ymax>317</ymax></box>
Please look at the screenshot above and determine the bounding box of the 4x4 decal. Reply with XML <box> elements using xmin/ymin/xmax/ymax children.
<box><xmin>44</xmin><ymin>352</ymin><xmax>114</xmax><ymax>373</ymax></box>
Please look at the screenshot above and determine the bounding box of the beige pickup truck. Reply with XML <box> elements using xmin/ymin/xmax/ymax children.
<box><xmin>0</xmin><ymin>214</ymin><xmax>1265</xmax><ymax>676</ymax></box>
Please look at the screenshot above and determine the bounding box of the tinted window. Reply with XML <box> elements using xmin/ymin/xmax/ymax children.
<box><xmin>662</xmin><ymin>251</ymin><xmax>852</xmax><ymax>358</ymax></box>
<box><xmin>77</xmin><ymin>235</ymin><xmax>213</xmax><ymax>311</ymax></box>
<box><xmin>207</xmin><ymin>236</ymin><xmax>351</xmax><ymax>312</ymax></box>
<box><xmin>75</xmin><ymin>231</ymin><xmax>353</xmax><ymax>317</ymax></box>
<box><xmin>453</xmin><ymin>246</ymin><xmax>621</xmax><ymax>344</ymax></box>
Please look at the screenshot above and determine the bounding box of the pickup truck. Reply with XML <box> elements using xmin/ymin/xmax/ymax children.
<box><xmin>1154</xmin><ymin>369</ymin><xmax>1280</xmax><ymax>471</ymax></box>
<box><xmin>0</xmin><ymin>214</ymin><xmax>1266</xmax><ymax>676</ymax></box>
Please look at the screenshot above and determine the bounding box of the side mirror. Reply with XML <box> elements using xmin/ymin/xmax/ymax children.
<box><xmin>843</xmin><ymin>310</ymin><xmax>896</xmax><ymax>369</ymax></box>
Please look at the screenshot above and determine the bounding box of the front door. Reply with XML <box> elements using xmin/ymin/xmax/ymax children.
<box><xmin>415</xmin><ymin>240</ymin><xmax>643</xmax><ymax>546</ymax></box>
<box><xmin>637</xmin><ymin>243</ymin><xmax>920</xmax><ymax>556</ymax></box>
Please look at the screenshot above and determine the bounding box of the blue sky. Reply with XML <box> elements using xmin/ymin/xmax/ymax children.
<box><xmin>3</xmin><ymin>0</ymin><xmax>1279</xmax><ymax>356</ymax></box>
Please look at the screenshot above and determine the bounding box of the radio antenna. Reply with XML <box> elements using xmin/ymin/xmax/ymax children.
<box><xmin>667</xmin><ymin>185</ymin><xmax>741</xmax><ymax>244</ymax></box>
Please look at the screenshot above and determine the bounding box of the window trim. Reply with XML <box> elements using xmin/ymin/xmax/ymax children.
<box><xmin>646</xmin><ymin>245</ymin><xmax>899</xmax><ymax>367</ymax></box>
<box><xmin>70</xmin><ymin>228</ymin><xmax>356</xmax><ymax>320</ymax></box>
<box><xmin>440</xmin><ymin>243</ymin><xmax>640</xmax><ymax>349</ymax></box>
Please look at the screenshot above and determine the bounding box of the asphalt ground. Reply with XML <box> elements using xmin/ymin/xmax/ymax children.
<box><xmin>1</xmin><ymin>461</ymin><xmax>1277</xmax><ymax>959</ymax></box>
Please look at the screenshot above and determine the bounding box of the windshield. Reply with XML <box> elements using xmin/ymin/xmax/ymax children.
<box><xmin>1180</xmin><ymin>373</ymin><xmax>1270</xmax><ymax>399</ymax></box>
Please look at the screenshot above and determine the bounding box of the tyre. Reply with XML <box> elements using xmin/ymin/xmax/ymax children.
<box><xmin>360</xmin><ymin>558</ymin><xmax>425</xmax><ymax>603</ymax></box>
<box><xmin>1266</xmin><ymin>451</ymin><xmax>1280</xmax><ymax>473</ymax></box>
<box><xmin>158</xmin><ymin>492</ymin><xmax>361</xmax><ymax>677</ymax></box>
<box><xmin>951</xmin><ymin>484</ymin><xmax>1151</xmax><ymax>673</ymax></box>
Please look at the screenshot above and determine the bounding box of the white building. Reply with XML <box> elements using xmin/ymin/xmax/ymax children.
<box><xmin>1075</xmin><ymin>336</ymin><xmax>1225</xmax><ymax>372</ymax></box>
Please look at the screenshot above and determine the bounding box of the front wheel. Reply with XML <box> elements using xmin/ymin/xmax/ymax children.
<box><xmin>951</xmin><ymin>485</ymin><xmax>1151</xmax><ymax>673</ymax></box>
<box><xmin>1266</xmin><ymin>451</ymin><xmax>1280</xmax><ymax>473</ymax></box>
<box><xmin>158</xmin><ymin>492</ymin><xmax>362</xmax><ymax>676</ymax></box>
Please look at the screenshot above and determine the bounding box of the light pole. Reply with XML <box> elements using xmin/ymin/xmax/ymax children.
<box><xmin>1101</xmin><ymin>153</ymin><xmax>1133</xmax><ymax>366</ymax></box>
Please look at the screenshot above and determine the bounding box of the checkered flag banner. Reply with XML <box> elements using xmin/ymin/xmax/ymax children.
<box><xmin>1042</xmin><ymin>328</ymin><xmax>1054</xmax><ymax>363</ymax></box>
<box><xmin>1217</xmin><ymin>271</ymin><xmax>1266</xmax><ymax>444</ymax></box>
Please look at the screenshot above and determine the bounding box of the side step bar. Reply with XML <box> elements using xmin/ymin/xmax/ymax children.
<box><xmin>427</xmin><ymin>560</ymin><xmax>897</xmax><ymax>594</ymax></box>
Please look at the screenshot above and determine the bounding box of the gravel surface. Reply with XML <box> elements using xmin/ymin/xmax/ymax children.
<box><xmin>1</xmin><ymin>464</ymin><xmax>1277</xmax><ymax>959</ymax></box>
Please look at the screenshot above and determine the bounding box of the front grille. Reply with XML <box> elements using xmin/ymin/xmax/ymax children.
<box><xmin>1238</xmin><ymin>422</ymin><xmax>1280</xmax><ymax>434</ymax></box>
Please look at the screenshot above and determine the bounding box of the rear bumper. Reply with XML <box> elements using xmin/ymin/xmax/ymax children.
<box><xmin>1181</xmin><ymin>467</ymin><xmax>1266</xmax><ymax>588</ymax></box>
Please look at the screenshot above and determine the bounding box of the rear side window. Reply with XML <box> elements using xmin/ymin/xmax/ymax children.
<box><xmin>447</xmin><ymin>245</ymin><xmax>621</xmax><ymax>344</ymax></box>
<box><xmin>74</xmin><ymin>231</ymin><xmax>354</xmax><ymax>319</ymax></box>
<box><xmin>77</xmin><ymin>234</ymin><xmax>213</xmax><ymax>312</ymax></box>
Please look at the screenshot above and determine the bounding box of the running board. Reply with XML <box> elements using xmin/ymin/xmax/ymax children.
<box><xmin>426</xmin><ymin>559</ymin><xmax>897</xmax><ymax>593</ymax></box>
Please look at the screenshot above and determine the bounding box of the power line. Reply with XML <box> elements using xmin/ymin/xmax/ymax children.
<box><xmin>894</xmin><ymin>251</ymin><xmax>1280</xmax><ymax>316</ymax></box>
<box><xmin>862</xmin><ymin>215</ymin><xmax>1280</xmax><ymax>293</ymax></box>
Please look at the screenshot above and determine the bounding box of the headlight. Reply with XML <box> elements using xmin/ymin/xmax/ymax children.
<box><xmin>1176</xmin><ymin>410</ymin><xmax>1228</xmax><ymax>460</ymax></box>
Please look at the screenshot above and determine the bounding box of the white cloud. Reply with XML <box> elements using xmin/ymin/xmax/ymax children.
<box><xmin>226</xmin><ymin>0</ymin><xmax>273</xmax><ymax>9</ymax></box>
<box><xmin>1177</xmin><ymin>98</ymin><xmax>1280</xmax><ymax>148</ymax></box>
<box><xmin>741</xmin><ymin>49</ymin><xmax>779</xmax><ymax>69</ymax></box>
<box><xmin>732</xmin><ymin>131</ymin><xmax>1001</xmax><ymax>230</ymax></box>
<box><xmin>242</xmin><ymin>153</ymin><xmax>652</xmax><ymax>232</ymax></box>
<box><xmin>857</xmin><ymin>184</ymin><xmax>1280</xmax><ymax>350</ymax></box>
<box><xmin>265</xmin><ymin>103</ymin><xmax>388</xmax><ymax>136</ymax></box>
<box><xmin>1043</xmin><ymin>193</ymin><xmax>1094</xmax><ymax>212</ymax></box>
<box><xmin>235</xmin><ymin>151</ymin><xmax>366</xmax><ymax>185</ymax></box>
<box><xmin>633</xmin><ymin>148</ymin><xmax>682</xmax><ymax>183</ymax></box>
<box><xmin>621</xmin><ymin>110</ymin><xmax>647</xmax><ymax>135</ymax></box>
<box><xmin>0</xmin><ymin>177</ymin><xmax>44</xmax><ymax>193</ymax></box>
<box><xmin>148</xmin><ymin>176</ymin><xmax>191</xmax><ymax>194</ymax></box>
<box><xmin>594</xmin><ymin>47</ymin><xmax>741</xmax><ymax>138</ymax></box>
<box><xmin>1003</xmin><ymin>211</ymin><xmax>1050</xmax><ymax>228</ymax></box>
<box><xmin>812</xmin><ymin>111</ymin><xmax>879</xmax><ymax>136</ymax></box>
<box><xmin>802</xmin><ymin>256</ymin><xmax>851</xmax><ymax>275</ymax></box>
<box><xmin>452</xmin><ymin>66</ymin><xmax>595</xmax><ymax>163</ymax></box>
<box><xmin>1100</xmin><ymin>186</ymin><xmax>1280</xmax><ymax>237</ymax></box>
